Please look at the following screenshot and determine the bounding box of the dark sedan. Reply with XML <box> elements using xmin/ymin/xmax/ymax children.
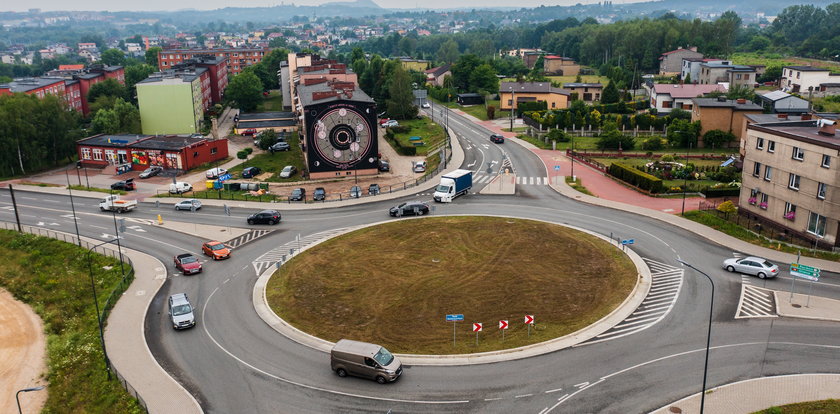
<box><xmin>247</xmin><ymin>209</ymin><xmax>281</xmax><ymax>225</ymax></box>
<box><xmin>389</xmin><ymin>202</ymin><xmax>430</xmax><ymax>217</ymax></box>
<box><xmin>313</xmin><ymin>187</ymin><xmax>327</xmax><ymax>201</ymax></box>
<box><xmin>289</xmin><ymin>188</ymin><xmax>306</xmax><ymax>201</ymax></box>
<box><xmin>111</xmin><ymin>179</ymin><xmax>135</xmax><ymax>191</ymax></box>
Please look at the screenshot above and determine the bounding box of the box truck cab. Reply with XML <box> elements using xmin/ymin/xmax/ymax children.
<box><xmin>331</xmin><ymin>339</ymin><xmax>402</xmax><ymax>384</ymax></box>
<box><xmin>433</xmin><ymin>169</ymin><xmax>473</xmax><ymax>202</ymax></box>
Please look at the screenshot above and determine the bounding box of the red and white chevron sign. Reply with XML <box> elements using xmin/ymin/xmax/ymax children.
<box><xmin>524</xmin><ymin>315</ymin><xmax>534</xmax><ymax>325</ymax></box>
<box><xmin>473</xmin><ymin>323</ymin><xmax>482</xmax><ymax>332</ymax></box>
<box><xmin>499</xmin><ymin>320</ymin><xmax>508</xmax><ymax>330</ymax></box>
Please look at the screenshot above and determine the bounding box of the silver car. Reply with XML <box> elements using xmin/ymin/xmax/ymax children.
<box><xmin>168</xmin><ymin>293</ymin><xmax>196</xmax><ymax>330</ymax></box>
<box><xmin>174</xmin><ymin>199</ymin><xmax>202</xmax><ymax>211</ymax></box>
<box><xmin>722</xmin><ymin>256</ymin><xmax>780</xmax><ymax>279</ymax></box>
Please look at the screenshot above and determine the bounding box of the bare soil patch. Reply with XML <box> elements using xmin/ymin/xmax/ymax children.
<box><xmin>266</xmin><ymin>216</ymin><xmax>637</xmax><ymax>354</ymax></box>
<box><xmin>0</xmin><ymin>288</ymin><xmax>46</xmax><ymax>414</ymax></box>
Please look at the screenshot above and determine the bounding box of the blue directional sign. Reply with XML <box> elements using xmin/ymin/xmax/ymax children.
<box><xmin>554</xmin><ymin>165</ymin><xmax>561</xmax><ymax>171</ymax></box>
<box><xmin>621</xmin><ymin>239</ymin><xmax>635</xmax><ymax>245</ymax></box>
<box><xmin>218</xmin><ymin>173</ymin><xmax>232</xmax><ymax>181</ymax></box>
<box><xmin>446</xmin><ymin>314</ymin><xmax>464</xmax><ymax>322</ymax></box>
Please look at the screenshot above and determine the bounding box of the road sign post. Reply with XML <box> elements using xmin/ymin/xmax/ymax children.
<box><xmin>524</xmin><ymin>315</ymin><xmax>534</xmax><ymax>336</ymax></box>
<box><xmin>446</xmin><ymin>314</ymin><xmax>464</xmax><ymax>346</ymax></box>
<box><xmin>499</xmin><ymin>320</ymin><xmax>508</xmax><ymax>341</ymax></box>
<box><xmin>473</xmin><ymin>322</ymin><xmax>482</xmax><ymax>346</ymax></box>
<box><xmin>790</xmin><ymin>261</ymin><xmax>821</xmax><ymax>306</ymax></box>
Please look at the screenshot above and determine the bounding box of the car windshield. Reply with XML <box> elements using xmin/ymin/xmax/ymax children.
<box><xmin>180</xmin><ymin>256</ymin><xmax>197</xmax><ymax>264</ymax></box>
<box><xmin>292</xmin><ymin>189</ymin><xmax>302</xmax><ymax>195</ymax></box>
<box><xmin>373</xmin><ymin>347</ymin><xmax>394</xmax><ymax>366</ymax></box>
<box><xmin>209</xmin><ymin>243</ymin><xmax>226</xmax><ymax>251</ymax></box>
<box><xmin>143</xmin><ymin>168</ymin><xmax>153</xmax><ymax>173</ymax></box>
<box><xmin>436</xmin><ymin>184</ymin><xmax>451</xmax><ymax>192</ymax></box>
<box><xmin>282</xmin><ymin>167</ymin><xmax>291</xmax><ymax>172</ymax></box>
<box><xmin>171</xmin><ymin>304</ymin><xmax>192</xmax><ymax>316</ymax></box>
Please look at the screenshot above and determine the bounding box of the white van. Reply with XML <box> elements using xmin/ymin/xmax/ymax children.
<box><xmin>169</xmin><ymin>182</ymin><xmax>193</xmax><ymax>194</ymax></box>
<box><xmin>331</xmin><ymin>339</ymin><xmax>402</xmax><ymax>384</ymax></box>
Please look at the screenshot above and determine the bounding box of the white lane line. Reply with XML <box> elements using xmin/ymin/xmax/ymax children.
<box><xmin>545</xmin><ymin>388</ymin><xmax>563</xmax><ymax>394</ymax></box>
<box><xmin>515</xmin><ymin>394</ymin><xmax>533</xmax><ymax>398</ymax></box>
<box><xmin>484</xmin><ymin>397</ymin><xmax>503</xmax><ymax>401</ymax></box>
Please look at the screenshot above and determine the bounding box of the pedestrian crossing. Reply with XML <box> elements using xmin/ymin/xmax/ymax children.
<box><xmin>735</xmin><ymin>284</ymin><xmax>777</xmax><ymax>318</ymax></box>
<box><xmin>226</xmin><ymin>229</ymin><xmax>272</xmax><ymax>249</ymax></box>
<box><xmin>577</xmin><ymin>258</ymin><xmax>684</xmax><ymax>346</ymax></box>
<box><xmin>472</xmin><ymin>174</ymin><xmax>549</xmax><ymax>185</ymax></box>
<box><xmin>251</xmin><ymin>226</ymin><xmax>364</xmax><ymax>275</ymax></box>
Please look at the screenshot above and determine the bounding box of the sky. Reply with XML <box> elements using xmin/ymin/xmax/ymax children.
<box><xmin>5</xmin><ymin>0</ymin><xmax>612</xmax><ymax>13</ymax></box>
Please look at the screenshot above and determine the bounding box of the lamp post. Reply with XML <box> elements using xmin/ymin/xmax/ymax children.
<box><xmin>676</xmin><ymin>259</ymin><xmax>714</xmax><ymax>414</ymax></box>
<box><xmin>682</xmin><ymin>141</ymin><xmax>692</xmax><ymax>216</ymax></box>
<box><xmin>87</xmin><ymin>238</ymin><xmax>120</xmax><ymax>376</ymax></box>
<box><xmin>65</xmin><ymin>169</ymin><xmax>82</xmax><ymax>247</ymax></box>
<box><xmin>570</xmin><ymin>134</ymin><xmax>575</xmax><ymax>182</ymax></box>
<box><xmin>16</xmin><ymin>386</ymin><xmax>45</xmax><ymax>414</ymax></box>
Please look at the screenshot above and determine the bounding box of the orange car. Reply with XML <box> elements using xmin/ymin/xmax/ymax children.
<box><xmin>202</xmin><ymin>241</ymin><xmax>231</xmax><ymax>260</ymax></box>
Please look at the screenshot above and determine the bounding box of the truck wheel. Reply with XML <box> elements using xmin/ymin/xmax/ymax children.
<box><xmin>336</xmin><ymin>368</ymin><xmax>347</xmax><ymax>378</ymax></box>
<box><xmin>100</xmin><ymin>207</ymin><xmax>105</xmax><ymax>211</ymax></box>
<box><xmin>376</xmin><ymin>376</ymin><xmax>387</xmax><ymax>384</ymax></box>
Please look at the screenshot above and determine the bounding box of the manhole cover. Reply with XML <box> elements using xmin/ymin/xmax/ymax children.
<box><xmin>669</xmin><ymin>407</ymin><xmax>682</xmax><ymax>413</ymax></box>
<box><xmin>792</xmin><ymin>303</ymin><xmax>802</xmax><ymax>308</ymax></box>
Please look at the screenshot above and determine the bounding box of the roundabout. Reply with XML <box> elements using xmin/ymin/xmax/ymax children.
<box><xmin>260</xmin><ymin>216</ymin><xmax>648</xmax><ymax>360</ymax></box>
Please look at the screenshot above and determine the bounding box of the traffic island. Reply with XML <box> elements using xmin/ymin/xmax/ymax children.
<box><xmin>262</xmin><ymin>216</ymin><xmax>642</xmax><ymax>357</ymax></box>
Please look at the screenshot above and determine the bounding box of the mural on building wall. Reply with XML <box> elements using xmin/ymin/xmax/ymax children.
<box><xmin>132</xmin><ymin>151</ymin><xmax>149</xmax><ymax>165</ymax></box>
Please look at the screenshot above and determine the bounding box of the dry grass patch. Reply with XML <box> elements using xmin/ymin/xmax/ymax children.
<box><xmin>266</xmin><ymin>216</ymin><xmax>637</xmax><ymax>354</ymax></box>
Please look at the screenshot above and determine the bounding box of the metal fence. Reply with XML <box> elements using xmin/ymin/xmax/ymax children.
<box><xmin>0</xmin><ymin>221</ymin><xmax>149</xmax><ymax>413</ymax></box>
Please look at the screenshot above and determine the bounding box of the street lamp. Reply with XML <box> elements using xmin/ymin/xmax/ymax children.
<box><xmin>16</xmin><ymin>386</ymin><xmax>45</xmax><ymax>414</ymax></box>
<box><xmin>682</xmin><ymin>141</ymin><xmax>692</xmax><ymax>216</ymax></box>
<box><xmin>676</xmin><ymin>259</ymin><xmax>714</xmax><ymax>414</ymax></box>
<box><xmin>87</xmin><ymin>238</ymin><xmax>121</xmax><ymax>377</ymax></box>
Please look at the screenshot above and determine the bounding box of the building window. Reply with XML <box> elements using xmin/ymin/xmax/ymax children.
<box><xmin>767</xmin><ymin>140</ymin><xmax>775</xmax><ymax>153</ymax></box>
<box><xmin>784</xmin><ymin>202</ymin><xmax>796</xmax><ymax>220</ymax></box>
<box><xmin>764</xmin><ymin>166</ymin><xmax>772</xmax><ymax>181</ymax></box>
<box><xmin>551</xmin><ymin>102</ymin><xmax>556</xmax><ymax>108</ymax></box>
<box><xmin>662</xmin><ymin>101</ymin><xmax>672</xmax><ymax>108</ymax></box>
<box><xmin>81</xmin><ymin>147</ymin><xmax>91</xmax><ymax>160</ymax></box>
<box><xmin>792</xmin><ymin>146</ymin><xmax>804</xmax><ymax>161</ymax></box>
<box><xmin>92</xmin><ymin>148</ymin><xmax>103</xmax><ymax>161</ymax></box>
<box><xmin>211</xmin><ymin>148</ymin><xmax>217</xmax><ymax>155</ymax></box>
<box><xmin>756</xmin><ymin>137</ymin><xmax>764</xmax><ymax>149</ymax></box>
<box><xmin>817</xmin><ymin>182</ymin><xmax>827</xmax><ymax>199</ymax></box>
<box><xmin>822</xmin><ymin>154</ymin><xmax>831</xmax><ymax>168</ymax></box>
<box><xmin>752</xmin><ymin>162</ymin><xmax>761</xmax><ymax>176</ymax></box>
<box><xmin>788</xmin><ymin>173</ymin><xmax>800</xmax><ymax>190</ymax></box>
<box><xmin>807</xmin><ymin>212</ymin><xmax>826</xmax><ymax>237</ymax></box>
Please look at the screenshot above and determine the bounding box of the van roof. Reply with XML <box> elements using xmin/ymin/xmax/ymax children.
<box><xmin>332</xmin><ymin>339</ymin><xmax>381</xmax><ymax>357</ymax></box>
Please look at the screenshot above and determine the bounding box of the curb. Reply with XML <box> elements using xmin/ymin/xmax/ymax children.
<box><xmin>252</xmin><ymin>214</ymin><xmax>651</xmax><ymax>366</ymax></box>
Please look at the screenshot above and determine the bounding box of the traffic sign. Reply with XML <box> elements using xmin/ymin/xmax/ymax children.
<box><xmin>473</xmin><ymin>323</ymin><xmax>482</xmax><ymax>332</ymax></box>
<box><xmin>621</xmin><ymin>239</ymin><xmax>635</xmax><ymax>245</ymax></box>
<box><xmin>499</xmin><ymin>320</ymin><xmax>508</xmax><ymax>330</ymax></box>
<box><xmin>791</xmin><ymin>263</ymin><xmax>820</xmax><ymax>281</ymax></box>
<box><xmin>218</xmin><ymin>173</ymin><xmax>232</xmax><ymax>181</ymax></box>
<box><xmin>446</xmin><ymin>314</ymin><xmax>464</xmax><ymax>322</ymax></box>
<box><xmin>524</xmin><ymin>315</ymin><xmax>534</xmax><ymax>325</ymax></box>
<box><xmin>554</xmin><ymin>165</ymin><xmax>560</xmax><ymax>171</ymax></box>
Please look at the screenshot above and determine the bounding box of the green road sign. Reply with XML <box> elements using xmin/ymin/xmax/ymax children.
<box><xmin>791</xmin><ymin>263</ymin><xmax>820</xmax><ymax>281</ymax></box>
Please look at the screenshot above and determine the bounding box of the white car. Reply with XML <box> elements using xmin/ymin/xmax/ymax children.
<box><xmin>421</xmin><ymin>102</ymin><xmax>431</xmax><ymax>108</ymax></box>
<box><xmin>169</xmin><ymin>182</ymin><xmax>192</xmax><ymax>194</ymax></box>
<box><xmin>279</xmin><ymin>165</ymin><xmax>297</xmax><ymax>178</ymax></box>
<box><xmin>174</xmin><ymin>199</ymin><xmax>202</xmax><ymax>211</ymax></box>
<box><xmin>413</xmin><ymin>161</ymin><xmax>427</xmax><ymax>173</ymax></box>
<box><xmin>722</xmin><ymin>256</ymin><xmax>780</xmax><ymax>279</ymax></box>
<box><xmin>382</xmin><ymin>120</ymin><xmax>399</xmax><ymax>128</ymax></box>
<box><xmin>206</xmin><ymin>167</ymin><xmax>228</xmax><ymax>179</ymax></box>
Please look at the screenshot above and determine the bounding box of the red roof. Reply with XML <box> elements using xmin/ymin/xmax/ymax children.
<box><xmin>544</xmin><ymin>55</ymin><xmax>561</xmax><ymax>59</ymax></box>
<box><xmin>59</xmin><ymin>64</ymin><xmax>84</xmax><ymax>70</ymax></box>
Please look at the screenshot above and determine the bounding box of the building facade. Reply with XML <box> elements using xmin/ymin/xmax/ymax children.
<box><xmin>740</xmin><ymin>120</ymin><xmax>839</xmax><ymax>249</ymax></box>
<box><xmin>543</xmin><ymin>56</ymin><xmax>580</xmax><ymax>76</ymax></box>
<box><xmin>499</xmin><ymin>81</ymin><xmax>571</xmax><ymax>111</ymax></box>
<box><xmin>136</xmin><ymin>69</ymin><xmax>208</xmax><ymax>135</ymax></box>
<box><xmin>563</xmin><ymin>83</ymin><xmax>603</xmax><ymax>103</ymax></box>
<box><xmin>76</xmin><ymin>133</ymin><xmax>228</xmax><ymax>172</ymax></box>
<box><xmin>697</xmin><ymin>63</ymin><xmax>756</xmax><ymax>89</ymax></box>
<box><xmin>781</xmin><ymin>66</ymin><xmax>840</xmax><ymax>95</ymax></box>
<box><xmin>691</xmin><ymin>97</ymin><xmax>763</xmax><ymax>145</ymax></box>
<box><xmin>659</xmin><ymin>47</ymin><xmax>703</xmax><ymax>76</ymax></box>
<box><xmin>158</xmin><ymin>47</ymin><xmax>271</xmax><ymax>75</ymax></box>
<box><xmin>650</xmin><ymin>84</ymin><xmax>726</xmax><ymax>114</ymax></box>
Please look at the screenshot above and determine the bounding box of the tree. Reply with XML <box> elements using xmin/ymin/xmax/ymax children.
<box><xmin>145</xmin><ymin>47</ymin><xmax>162</xmax><ymax>68</ymax></box>
<box><xmin>88</xmin><ymin>78</ymin><xmax>128</xmax><ymax>103</ymax></box>
<box><xmin>225</xmin><ymin>71</ymin><xmax>264</xmax><ymax>112</ymax></box>
<box><xmin>385</xmin><ymin>65</ymin><xmax>417</xmax><ymax>120</ymax></box>
<box><xmin>124</xmin><ymin>64</ymin><xmax>157</xmax><ymax>103</ymax></box>
<box><xmin>91</xmin><ymin>98</ymin><xmax>140</xmax><ymax>134</ymax></box>
<box><xmin>436</xmin><ymin>39</ymin><xmax>459</xmax><ymax>64</ymax></box>
<box><xmin>451</xmin><ymin>54</ymin><xmax>482</xmax><ymax>92</ymax></box>
<box><xmin>702</xmin><ymin>129</ymin><xmax>735</xmax><ymax>149</ymax></box>
<box><xmin>100</xmin><ymin>49</ymin><xmax>126</xmax><ymax>66</ymax></box>
<box><xmin>757</xmin><ymin>66</ymin><xmax>782</xmax><ymax>84</ymax></box>
<box><xmin>469</xmin><ymin>64</ymin><xmax>499</xmax><ymax>94</ymax></box>
<box><xmin>683</xmin><ymin>73</ymin><xmax>692</xmax><ymax>84</ymax></box>
<box><xmin>667</xmin><ymin>119</ymin><xmax>701</xmax><ymax>147</ymax></box>
<box><xmin>596</xmin><ymin>121</ymin><xmax>635</xmax><ymax>150</ymax></box>
<box><xmin>601</xmin><ymin>80</ymin><xmax>619</xmax><ymax>104</ymax></box>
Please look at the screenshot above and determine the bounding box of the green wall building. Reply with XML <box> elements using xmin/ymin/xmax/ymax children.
<box><xmin>136</xmin><ymin>69</ymin><xmax>207</xmax><ymax>135</ymax></box>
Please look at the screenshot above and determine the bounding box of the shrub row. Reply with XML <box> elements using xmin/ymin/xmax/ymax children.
<box><xmin>700</xmin><ymin>187</ymin><xmax>741</xmax><ymax>198</ymax></box>
<box><xmin>608</xmin><ymin>162</ymin><xmax>664</xmax><ymax>194</ymax></box>
<box><xmin>384</xmin><ymin>129</ymin><xmax>417</xmax><ymax>156</ymax></box>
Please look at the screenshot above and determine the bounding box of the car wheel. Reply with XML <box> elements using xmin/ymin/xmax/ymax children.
<box><xmin>100</xmin><ymin>207</ymin><xmax>106</xmax><ymax>211</ymax></box>
<box><xmin>272</xmin><ymin>219</ymin><xmax>279</xmax><ymax>225</ymax></box>
<box><xmin>757</xmin><ymin>272</ymin><xmax>766</xmax><ymax>279</ymax></box>
<box><xmin>726</xmin><ymin>265</ymin><xmax>735</xmax><ymax>272</ymax></box>
<box><xmin>421</xmin><ymin>209</ymin><xmax>428</xmax><ymax>215</ymax></box>
<box><xmin>336</xmin><ymin>368</ymin><xmax>347</xmax><ymax>378</ymax></box>
<box><xmin>248</xmin><ymin>219</ymin><xmax>255</xmax><ymax>225</ymax></box>
<box><xmin>376</xmin><ymin>376</ymin><xmax>387</xmax><ymax>384</ymax></box>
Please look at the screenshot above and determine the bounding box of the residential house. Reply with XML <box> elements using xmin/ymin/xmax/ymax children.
<box><xmin>740</xmin><ymin>119</ymin><xmax>839</xmax><ymax>249</ymax></box>
<box><xmin>543</xmin><ymin>56</ymin><xmax>580</xmax><ymax>76</ymax></box>
<box><xmin>758</xmin><ymin>91</ymin><xmax>810</xmax><ymax>114</ymax></box>
<box><xmin>781</xmin><ymin>66</ymin><xmax>840</xmax><ymax>96</ymax></box>
<box><xmin>690</xmin><ymin>97</ymin><xmax>763</xmax><ymax>146</ymax></box>
<box><xmin>424</xmin><ymin>64</ymin><xmax>451</xmax><ymax>87</ymax></box>
<box><xmin>499</xmin><ymin>81</ymin><xmax>571</xmax><ymax>111</ymax></box>
<box><xmin>681</xmin><ymin>58</ymin><xmax>730</xmax><ymax>82</ymax></box>
<box><xmin>398</xmin><ymin>57</ymin><xmax>429</xmax><ymax>72</ymax></box>
<box><xmin>564</xmin><ymin>83</ymin><xmax>603</xmax><ymax>103</ymax></box>
<box><xmin>659</xmin><ymin>47</ymin><xmax>703</xmax><ymax>76</ymax></box>
<box><xmin>697</xmin><ymin>63</ymin><xmax>756</xmax><ymax>89</ymax></box>
<box><xmin>650</xmin><ymin>84</ymin><xmax>726</xmax><ymax>114</ymax></box>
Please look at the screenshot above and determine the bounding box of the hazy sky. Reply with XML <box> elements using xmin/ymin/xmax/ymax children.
<box><xmin>6</xmin><ymin>0</ymin><xmax>607</xmax><ymax>13</ymax></box>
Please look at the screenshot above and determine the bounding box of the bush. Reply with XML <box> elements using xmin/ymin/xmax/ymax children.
<box><xmin>547</xmin><ymin>128</ymin><xmax>570</xmax><ymax>142</ymax></box>
<box><xmin>596</xmin><ymin>128</ymin><xmax>635</xmax><ymax>150</ymax></box>
<box><xmin>390</xmin><ymin>125</ymin><xmax>411</xmax><ymax>134</ymax></box>
<box><xmin>608</xmin><ymin>162</ymin><xmax>664</xmax><ymax>193</ymax></box>
<box><xmin>703</xmin><ymin>129</ymin><xmax>736</xmax><ymax>149</ymax></box>
<box><xmin>701</xmin><ymin>186</ymin><xmax>741</xmax><ymax>197</ymax></box>
<box><xmin>236</xmin><ymin>150</ymin><xmax>248</xmax><ymax>160</ymax></box>
<box><xmin>708</xmin><ymin>166</ymin><xmax>739</xmax><ymax>182</ymax></box>
<box><xmin>244</xmin><ymin>147</ymin><xmax>253</xmax><ymax>155</ymax></box>
<box><xmin>641</xmin><ymin>136</ymin><xmax>664</xmax><ymax>150</ymax></box>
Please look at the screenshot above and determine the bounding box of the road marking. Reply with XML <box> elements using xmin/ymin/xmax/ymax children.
<box><xmin>515</xmin><ymin>394</ymin><xmax>533</xmax><ymax>398</ymax></box>
<box><xmin>545</xmin><ymin>388</ymin><xmax>563</xmax><ymax>394</ymax></box>
<box><xmin>735</xmin><ymin>284</ymin><xmax>777</xmax><ymax>319</ymax></box>
<box><xmin>484</xmin><ymin>397</ymin><xmax>503</xmax><ymax>401</ymax></box>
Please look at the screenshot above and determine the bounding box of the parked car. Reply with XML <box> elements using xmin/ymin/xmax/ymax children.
<box><xmin>313</xmin><ymin>187</ymin><xmax>327</xmax><ymax>201</ymax></box>
<box><xmin>368</xmin><ymin>183</ymin><xmax>381</xmax><ymax>195</ymax></box>
<box><xmin>490</xmin><ymin>134</ymin><xmax>505</xmax><ymax>144</ymax></box>
<box><xmin>269</xmin><ymin>142</ymin><xmax>291</xmax><ymax>153</ymax></box>
<box><xmin>377</xmin><ymin>159</ymin><xmax>390</xmax><ymax>172</ymax></box>
<box><xmin>247</xmin><ymin>209</ymin><xmax>281</xmax><ymax>225</ymax></box>
<box><xmin>139</xmin><ymin>166</ymin><xmax>163</xmax><ymax>178</ymax></box>
<box><xmin>175</xmin><ymin>199</ymin><xmax>202</xmax><ymax>211</ymax></box>
<box><xmin>349</xmin><ymin>186</ymin><xmax>362</xmax><ymax>198</ymax></box>
<box><xmin>413</xmin><ymin>161</ymin><xmax>427</xmax><ymax>173</ymax></box>
<box><xmin>279</xmin><ymin>165</ymin><xmax>297</xmax><ymax>178</ymax></box>
<box><xmin>389</xmin><ymin>202</ymin><xmax>430</xmax><ymax>217</ymax></box>
<box><xmin>421</xmin><ymin>102</ymin><xmax>431</xmax><ymax>108</ymax></box>
<box><xmin>242</xmin><ymin>166</ymin><xmax>262</xmax><ymax>178</ymax></box>
<box><xmin>168</xmin><ymin>293</ymin><xmax>196</xmax><ymax>330</ymax></box>
<box><xmin>378</xmin><ymin>118</ymin><xmax>391</xmax><ymax>126</ymax></box>
<box><xmin>722</xmin><ymin>256</ymin><xmax>779</xmax><ymax>279</ymax></box>
<box><xmin>206</xmin><ymin>167</ymin><xmax>228</xmax><ymax>179</ymax></box>
<box><xmin>382</xmin><ymin>120</ymin><xmax>399</xmax><ymax>128</ymax></box>
<box><xmin>169</xmin><ymin>182</ymin><xmax>192</xmax><ymax>194</ymax></box>
<box><xmin>202</xmin><ymin>240</ymin><xmax>231</xmax><ymax>260</ymax></box>
<box><xmin>241</xmin><ymin>128</ymin><xmax>258</xmax><ymax>136</ymax></box>
<box><xmin>289</xmin><ymin>187</ymin><xmax>306</xmax><ymax>201</ymax></box>
<box><xmin>173</xmin><ymin>253</ymin><xmax>202</xmax><ymax>275</ymax></box>
<box><xmin>111</xmin><ymin>179</ymin><xmax>135</xmax><ymax>191</ymax></box>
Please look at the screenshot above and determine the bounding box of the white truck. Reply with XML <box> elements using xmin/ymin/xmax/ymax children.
<box><xmin>433</xmin><ymin>169</ymin><xmax>473</xmax><ymax>202</ymax></box>
<box><xmin>99</xmin><ymin>195</ymin><xmax>137</xmax><ymax>213</ymax></box>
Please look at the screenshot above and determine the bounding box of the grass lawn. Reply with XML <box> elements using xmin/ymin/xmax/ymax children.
<box><xmin>0</xmin><ymin>230</ymin><xmax>142</xmax><ymax>413</ymax></box>
<box><xmin>253</xmin><ymin>90</ymin><xmax>283</xmax><ymax>112</ymax></box>
<box><xmin>754</xmin><ymin>399</ymin><xmax>840</xmax><ymax>414</ymax></box>
<box><xmin>266</xmin><ymin>216</ymin><xmax>637</xmax><ymax>354</ymax></box>
<box><xmin>226</xmin><ymin>139</ymin><xmax>305</xmax><ymax>183</ymax></box>
<box><xmin>389</xmin><ymin>118</ymin><xmax>446</xmax><ymax>156</ymax></box>
<box><xmin>730</xmin><ymin>52</ymin><xmax>840</xmax><ymax>71</ymax></box>
<box><xmin>566</xmin><ymin>176</ymin><xmax>595</xmax><ymax>196</ymax></box>
<box><xmin>812</xmin><ymin>97</ymin><xmax>840</xmax><ymax>112</ymax></box>
<box><xmin>517</xmin><ymin>134</ymin><xmax>554</xmax><ymax>149</ymax></box>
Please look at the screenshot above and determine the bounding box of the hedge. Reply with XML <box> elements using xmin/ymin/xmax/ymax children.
<box><xmin>700</xmin><ymin>187</ymin><xmax>741</xmax><ymax>198</ymax></box>
<box><xmin>384</xmin><ymin>130</ymin><xmax>417</xmax><ymax>156</ymax></box>
<box><xmin>608</xmin><ymin>162</ymin><xmax>664</xmax><ymax>194</ymax></box>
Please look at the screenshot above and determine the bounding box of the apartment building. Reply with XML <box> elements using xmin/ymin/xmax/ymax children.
<box><xmin>781</xmin><ymin>66</ymin><xmax>840</xmax><ymax>96</ymax></box>
<box><xmin>741</xmin><ymin>119</ymin><xmax>840</xmax><ymax>250</ymax></box>
<box><xmin>158</xmin><ymin>47</ymin><xmax>270</xmax><ymax>75</ymax></box>
<box><xmin>659</xmin><ymin>47</ymin><xmax>703</xmax><ymax>76</ymax></box>
<box><xmin>136</xmin><ymin>68</ymin><xmax>210</xmax><ymax>135</ymax></box>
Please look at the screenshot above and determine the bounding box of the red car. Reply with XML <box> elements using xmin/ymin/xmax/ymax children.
<box><xmin>174</xmin><ymin>253</ymin><xmax>202</xmax><ymax>275</ymax></box>
<box><xmin>241</xmin><ymin>128</ymin><xmax>258</xmax><ymax>136</ymax></box>
<box><xmin>202</xmin><ymin>241</ymin><xmax>231</xmax><ymax>260</ymax></box>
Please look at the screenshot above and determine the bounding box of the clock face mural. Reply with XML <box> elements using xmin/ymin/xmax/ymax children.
<box><xmin>305</xmin><ymin>101</ymin><xmax>378</xmax><ymax>174</ymax></box>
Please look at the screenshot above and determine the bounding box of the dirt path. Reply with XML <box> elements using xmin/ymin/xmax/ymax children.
<box><xmin>0</xmin><ymin>288</ymin><xmax>47</xmax><ymax>414</ymax></box>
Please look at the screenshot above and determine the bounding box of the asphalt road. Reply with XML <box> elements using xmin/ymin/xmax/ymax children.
<box><xmin>2</xmin><ymin>104</ymin><xmax>840</xmax><ymax>413</ymax></box>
